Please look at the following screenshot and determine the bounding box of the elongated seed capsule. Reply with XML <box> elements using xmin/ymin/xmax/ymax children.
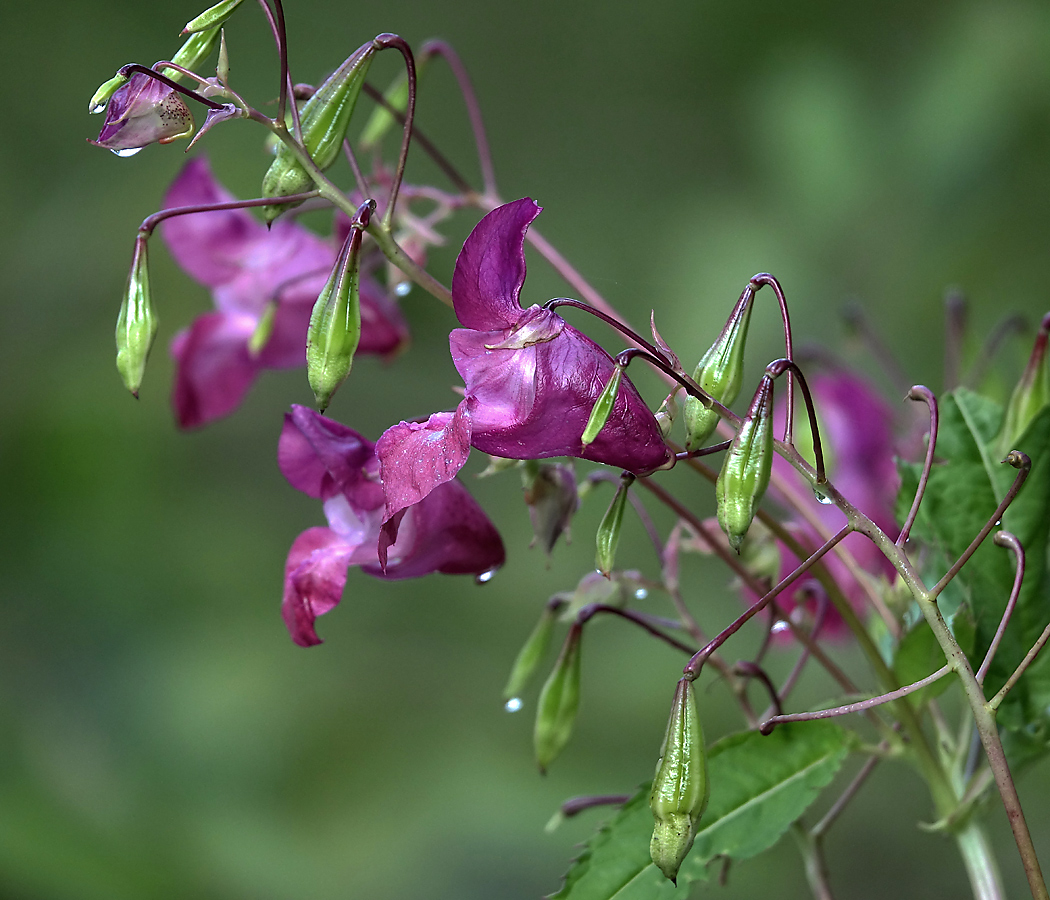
<box><xmin>182</xmin><ymin>0</ymin><xmax>245</xmax><ymax>34</ymax></box>
<box><xmin>502</xmin><ymin>601</ymin><xmax>561</xmax><ymax>703</ymax></box>
<box><xmin>115</xmin><ymin>237</ymin><xmax>158</xmax><ymax>397</ymax></box>
<box><xmin>716</xmin><ymin>374</ymin><xmax>774</xmax><ymax>552</ymax></box>
<box><xmin>162</xmin><ymin>26</ymin><xmax>222</xmax><ymax>80</ymax></box>
<box><xmin>261</xmin><ymin>42</ymin><xmax>376</xmax><ymax>221</ymax></box>
<box><xmin>650</xmin><ymin>677</ymin><xmax>708</xmax><ymax>883</ymax></box>
<box><xmin>307</xmin><ymin>203</ymin><xmax>371</xmax><ymax>410</ymax></box>
<box><xmin>683</xmin><ymin>286</ymin><xmax>754</xmax><ymax>450</ymax></box>
<box><xmin>582</xmin><ymin>364</ymin><xmax>624</xmax><ymax>446</ymax></box>
<box><xmin>534</xmin><ymin>623</ymin><xmax>582</xmax><ymax>773</ymax></box>
<box><xmin>595</xmin><ymin>473</ymin><xmax>633</xmax><ymax>577</ymax></box>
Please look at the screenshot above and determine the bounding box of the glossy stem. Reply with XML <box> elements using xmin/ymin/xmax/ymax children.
<box><xmin>575</xmin><ymin>603</ymin><xmax>696</xmax><ymax>656</ymax></box>
<box><xmin>373</xmin><ymin>35</ymin><xmax>417</xmax><ymax>227</ymax></box>
<box><xmin>976</xmin><ymin>532</ymin><xmax>1025</xmax><ymax>685</ymax></box>
<box><xmin>115</xmin><ymin>64</ymin><xmax>226</xmax><ymax>110</ymax></box>
<box><xmin>898</xmin><ymin>386</ymin><xmax>939</xmax><ymax>547</ymax></box>
<box><xmin>750</xmin><ymin>274</ymin><xmax>795</xmax><ymax>442</ymax></box>
<box><xmin>137</xmin><ymin>191</ymin><xmax>321</xmax><ymax>237</ymax></box>
<box><xmin>988</xmin><ymin>617</ymin><xmax>1050</xmax><ymax>712</ymax></box>
<box><xmin>765</xmin><ymin>358</ymin><xmax>826</xmax><ymax>484</ymax></box>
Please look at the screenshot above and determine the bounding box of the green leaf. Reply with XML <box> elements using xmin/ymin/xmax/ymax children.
<box><xmin>895</xmin><ymin>389</ymin><xmax>1050</xmax><ymax>761</ymax></box>
<box><xmin>893</xmin><ymin>621</ymin><xmax>951</xmax><ymax>703</ymax></box>
<box><xmin>549</xmin><ymin>722</ymin><xmax>851</xmax><ymax>900</ymax></box>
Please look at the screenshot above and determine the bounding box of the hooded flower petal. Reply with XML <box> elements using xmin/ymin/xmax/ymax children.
<box><xmin>92</xmin><ymin>72</ymin><xmax>193</xmax><ymax>152</ymax></box>
<box><xmin>279</xmin><ymin>408</ymin><xmax>505</xmax><ymax>645</ymax></box>
<box><xmin>170</xmin><ymin>312</ymin><xmax>258</xmax><ymax>429</ymax></box>
<box><xmin>451</xmin><ymin>197</ymin><xmax>539</xmax><ymax>330</ymax></box>
<box><xmin>282</xmin><ymin>526</ymin><xmax>357</xmax><ymax>647</ymax></box>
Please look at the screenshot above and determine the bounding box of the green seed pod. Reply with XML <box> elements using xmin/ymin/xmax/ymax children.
<box><xmin>716</xmin><ymin>375</ymin><xmax>774</xmax><ymax>552</ymax></box>
<box><xmin>115</xmin><ymin>237</ymin><xmax>158</xmax><ymax>397</ymax></box>
<box><xmin>89</xmin><ymin>73</ymin><xmax>128</xmax><ymax>114</ymax></box>
<box><xmin>649</xmin><ymin>677</ymin><xmax>708</xmax><ymax>883</ymax></box>
<box><xmin>998</xmin><ymin>312</ymin><xmax>1050</xmax><ymax>455</ymax></box>
<box><xmin>595</xmin><ymin>473</ymin><xmax>634</xmax><ymax>577</ymax></box>
<box><xmin>307</xmin><ymin>205</ymin><xmax>371</xmax><ymax>411</ymax></box>
<box><xmin>534</xmin><ymin>623</ymin><xmax>583</xmax><ymax>773</ymax></box>
<box><xmin>161</xmin><ymin>26</ymin><xmax>222</xmax><ymax>81</ymax></box>
<box><xmin>261</xmin><ymin>42</ymin><xmax>376</xmax><ymax>221</ymax></box>
<box><xmin>502</xmin><ymin>601</ymin><xmax>561</xmax><ymax>703</ymax></box>
<box><xmin>182</xmin><ymin>0</ymin><xmax>245</xmax><ymax>34</ymax></box>
<box><xmin>358</xmin><ymin>52</ymin><xmax>430</xmax><ymax>151</ymax></box>
<box><xmin>582</xmin><ymin>364</ymin><xmax>624</xmax><ymax>446</ymax></box>
<box><xmin>683</xmin><ymin>286</ymin><xmax>754</xmax><ymax>450</ymax></box>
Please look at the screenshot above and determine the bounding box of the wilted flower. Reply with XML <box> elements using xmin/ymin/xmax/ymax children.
<box><xmin>376</xmin><ymin>200</ymin><xmax>672</xmax><ymax>542</ymax></box>
<box><xmin>279</xmin><ymin>405</ymin><xmax>505</xmax><ymax>646</ymax></box>
<box><xmin>91</xmin><ymin>72</ymin><xmax>194</xmax><ymax>153</ymax></box>
<box><xmin>160</xmin><ymin>158</ymin><xmax>408</xmax><ymax>428</ymax></box>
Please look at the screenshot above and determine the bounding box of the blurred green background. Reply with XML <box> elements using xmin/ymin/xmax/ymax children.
<box><xmin>2</xmin><ymin>0</ymin><xmax>1050</xmax><ymax>897</ymax></box>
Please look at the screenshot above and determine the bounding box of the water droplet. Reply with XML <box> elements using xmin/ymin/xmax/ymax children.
<box><xmin>634</xmin><ymin>587</ymin><xmax>649</xmax><ymax>600</ymax></box>
<box><xmin>111</xmin><ymin>146</ymin><xmax>143</xmax><ymax>158</ymax></box>
<box><xmin>394</xmin><ymin>281</ymin><xmax>411</xmax><ymax>297</ymax></box>
<box><xmin>813</xmin><ymin>487</ymin><xmax>833</xmax><ymax>505</ymax></box>
<box><xmin>504</xmin><ymin>697</ymin><xmax>523</xmax><ymax>713</ymax></box>
<box><xmin>771</xmin><ymin>619</ymin><xmax>790</xmax><ymax>634</ymax></box>
<box><xmin>994</xmin><ymin>520</ymin><xmax>1002</xmax><ymax>527</ymax></box>
<box><xmin>475</xmin><ymin>568</ymin><xmax>496</xmax><ymax>584</ymax></box>
<box><xmin>90</xmin><ymin>102</ymin><xmax>107</xmax><ymax>114</ymax></box>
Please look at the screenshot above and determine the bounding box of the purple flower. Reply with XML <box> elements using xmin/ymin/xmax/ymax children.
<box><xmin>376</xmin><ymin>199</ymin><xmax>672</xmax><ymax>538</ymax></box>
<box><xmin>279</xmin><ymin>405</ymin><xmax>505</xmax><ymax>646</ymax></box>
<box><xmin>742</xmin><ymin>371</ymin><xmax>900</xmax><ymax>638</ymax></box>
<box><xmin>91</xmin><ymin>73</ymin><xmax>194</xmax><ymax>153</ymax></box>
<box><xmin>161</xmin><ymin>157</ymin><xmax>409</xmax><ymax>428</ymax></box>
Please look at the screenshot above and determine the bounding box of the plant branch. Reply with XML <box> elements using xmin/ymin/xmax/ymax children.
<box><xmin>898</xmin><ymin>385</ymin><xmax>939</xmax><ymax>547</ymax></box>
<box><xmin>977</xmin><ymin>532</ymin><xmax>1025</xmax><ymax>685</ymax></box>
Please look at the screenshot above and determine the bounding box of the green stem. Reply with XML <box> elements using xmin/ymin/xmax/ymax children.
<box><xmin>956</xmin><ymin>819</ymin><xmax>1006</xmax><ymax>900</ymax></box>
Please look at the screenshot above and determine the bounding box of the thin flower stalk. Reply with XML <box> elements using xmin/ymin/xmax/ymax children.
<box><xmin>575</xmin><ymin>604</ymin><xmax>697</xmax><ymax>656</ymax></box>
<box><xmin>976</xmin><ymin>532</ymin><xmax>1025</xmax><ymax>685</ymax></box>
<box><xmin>898</xmin><ymin>385</ymin><xmax>939</xmax><ymax>548</ymax></box>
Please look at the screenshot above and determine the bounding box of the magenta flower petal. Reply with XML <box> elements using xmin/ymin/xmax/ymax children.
<box><xmin>170</xmin><ymin>312</ymin><xmax>259</xmax><ymax>429</ymax></box>
<box><xmin>278</xmin><ymin>405</ymin><xmax>381</xmax><ymax>506</ymax></box>
<box><xmin>452</xmin><ymin>198</ymin><xmax>541</xmax><ymax>330</ymax></box>
<box><xmin>282</xmin><ymin>526</ymin><xmax>357</xmax><ymax>646</ymax></box>
<box><xmin>365</xmin><ymin>480</ymin><xmax>505</xmax><ymax>579</ymax></box>
<box><xmin>376</xmin><ymin>405</ymin><xmax>474</xmax><ymax>522</ymax></box>
<box><xmin>451</xmin><ymin>308</ymin><xmax>672</xmax><ymax>471</ymax></box>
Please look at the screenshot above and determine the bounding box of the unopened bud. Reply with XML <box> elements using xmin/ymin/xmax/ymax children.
<box><xmin>182</xmin><ymin>0</ymin><xmax>245</xmax><ymax>34</ymax></box>
<box><xmin>999</xmin><ymin>312</ymin><xmax>1050</xmax><ymax>454</ymax></box>
<box><xmin>503</xmin><ymin>601</ymin><xmax>561</xmax><ymax>702</ymax></box>
<box><xmin>248</xmin><ymin>300</ymin><xmax>277</xmax><ymax>357</ymax></box>
<box><xmin>216</xmin><ymin>29</ymin><xmax>231</xmax><ymax>84</ymax></box>
<box><xmin>162</xmin><ymin>26</ymin><xmax>222</xmax><ymax>80</ymax></box>
<box><xmin>654</xmin><ymin>386</ymin><xmax>681</xmax><ymax>439</ymax></box>
<box><xmin>649</xmin><ymin>677</ymin><xmax>708</xmax><ymax>883</ymax></box>
<box><xmin>534</xmin><ymin>623</ymin><xmax>583</xmax><ymax>773</ymax></box>
<box><xmin>523</xmin><ymin>461</ymin><xmax>578</xmax><ymax>556</ymax></box>
<box><xmin>582</xmin><ymin>364</ymin><xmax>624</xmax><ymax>446</ymax></box>
<box><xmin>115</xmin><ymin>237</ymin><xmax>158</xmax><ymax>397</ymax></box>
<box><xmin>595</xmin><ymin>473</ymin><xmax>633</xmax><ymax>577</ymax></box>
<box><xmin>307</xmin><ymin>203</ymin><xmax>371</xmax><ymax>410</ymax></box>
<box><xmin>716</xmin><ymin>375</ymin><xmax>774</xmax><ymax>552</ymax></box>
<box><xmin>684</xmin><ymin>286</ymin><xmax>754</xmax><ymax>450</ymax></box>
<box><xmin>262</xmin><ymin>42</ymin><xmax>375</xmax><ymax>221</ymax></box>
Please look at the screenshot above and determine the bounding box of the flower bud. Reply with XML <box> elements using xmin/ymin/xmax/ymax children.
<box><xmin>247</xmin><ymin>300</ymin><xmax>277</xmax><ymax>358</ymax></box>
<box><xmin>649</xmin><ymin>677</ymin><xmax>708</xmax><ymax>883</ymax></box>
<box><xmin>534</xmin><ymin>623</ymin><xmax>583</xmax><ymax>773</ymax></box>
<box><xmin>91</xmin><ymin>73</ymin><xmax>194</xmax><ymax>154</ymax></box>
<box><xmin>998</xmin><ymin>312</ymin><xmax>1050</xmax><ymax>454</ymax></box>
<box><xmin>262</xmin><ymin>42</ymin><xmax>375</xmax><ymax>221</ymax></box>
<box><xmin>716</xmin><ymin>375</ymin><xmax>774</xmax><ymax>552</ymax></box>
<box><xmin>683</xmin><ymin>286</ymin><xmax>754</xmax><ymax>450</ymax></box>
<box><xmin>307</xmin><ymin>203</ymin><xmax>371</xmax><ymax>411</ymax></box>
<box><xmin>89</xmin><ymin>74</ymin><xmax>128</xmax><ymax>114</ymax></box>
<box><xmin>163</xmin><ymin>25</ymin><xmax>222</xmax><ymax>78</ymax></box>
<box><xmin>522</xmin><ymin>461</ymin><xmax>578</xmax><ymax>556</ymax></box>
<box><xmin>582</xmin><ymin>364</ymin><xmax>624</xmax><ymax>446</ymax></box>
<box><xmin>595</xmin><ymin>474</ymin><xmax>633</xmax><ymax>577</ymax></box>
<box><xmin>182</xmin><ymin>0</ymin><xmax>244</xmax><ymax>34</ymax></box>
<box><xmin>115</xmin><ymin>237</ymin><xmax>158</xmax><ymax>397</ymax></box>
<box><xmin>502</xmin><ymin>600</ymin><xmax>562</xmax><ymax>703</ymax></box>
<box><xmin>654</xmin><ymin>386</ymin><xmax>681</xmax><ymax>439</ymax></box>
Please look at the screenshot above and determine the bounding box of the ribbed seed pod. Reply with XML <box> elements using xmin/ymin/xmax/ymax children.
<box><xmin>533</xmin><ymin>624</ymin><xmax>582</xmax><ymax>773</ymax></box>
<box><xmin>582</xmin><ymin>364</ymin><xmax>624</xmax><ymax>446</ymax></box>
<box><xmin>683</xmin><ymin>287</ymin><xmax>754</xmax><ymax>450</ymax></box>
<box><xmin>650</xmin><ymin>677</ymin><xmax>708</xmax><ymax>883</ymax></box>
<box><xmin>595</xmin><ymin>473</ymin><xmax>633</xmax><ymax>577</ymax></box>
<box><xmin>115</xmin><ymin>237</ymin><xmax>158</xmax><ymax>397</ymax></box>
<box><xmin>716</xmin><ymin>375</ymin><xmax>774</xmax><ymax>552</ymax></box>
